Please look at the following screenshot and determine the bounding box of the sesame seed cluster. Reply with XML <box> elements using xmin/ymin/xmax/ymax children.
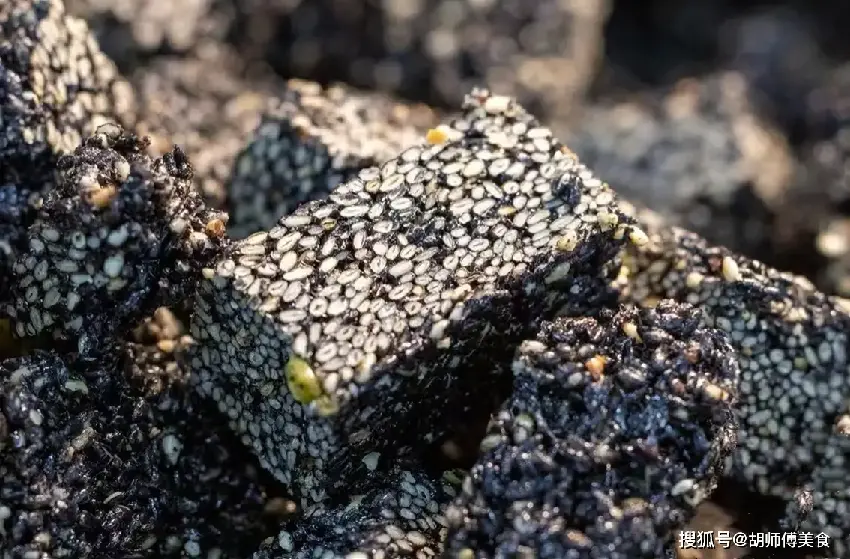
<box><xmin>5</xmin><ymin>126</ymin><xmax>226</xmax><ymax>356</ymax></box>
<box><xmin>618</xmin><ymin>210</ymin><xmax>850</xmax><ymax>551</ymax></box>
<box><xmin>0</xmin><ymin>0</ymin><xmax>136</xmax><ymax>305</ymax></box>
<box><xmin>445</xmin><ymin>301</ymin><xmax>739</xmax><ymax>558</ymax></box>
<box><xmin>254</xmin><ymin>463</ymin><xmax>458</xmax><ymax>559</ymax></box>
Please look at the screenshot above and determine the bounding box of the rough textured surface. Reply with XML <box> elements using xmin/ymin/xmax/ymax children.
<box><xmin>619</xmin><ymin>217</ymin><xmax>850</xmax><ymax>553</ymax></box>
<box><xmin>0</xmin><ymin>0</ymin><xmax>136</xmax><ymax>308</ymax></box>
<box><xmin>130</xmin><ymin>43</ymin><xmax>282</xmax><ymax>209</ymax></box>
<box><xmin>0</xmin><ymin>343</ymin><xmax>280</xmax><ymax>559</ymax></box>
<box><xmin>445</xmin><ymin>302</ymin><xmax>739</xmax><ymax>558</ymax></box>
<box><xmin>255</xmin><ymin>464</ymin><xmax>457</xmax><ymax>558</ymax></box>
<box><xmin>6</xmin><ymin>126</ymin><xmax>226</xmax><ymax>355</ymax></box>
<box><xmin>227</xmin><ymin>79</ymin><xmax>439</xmax><ymax>239</ymax></box>
<box><xmin>263</xmin><ymin>0</ymin><xmax>609</xmax><ymax>126</ymax></box>
<box><xmin>567</xmin><ymin>72</ymin><xmax>796</xmax><ymax>265</ymax></box>
<box><xmin>189</xmin><ymin>90</ymin><xmax>637</xmax><ymax>507</ymax></box>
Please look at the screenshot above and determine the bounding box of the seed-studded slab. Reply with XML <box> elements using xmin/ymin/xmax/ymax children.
<box><xmin>255</xmin><ymin>464</ymin><xmax>457</xmax><ymax>559</ymax></box>
<box><xmin>620</xmin><ymin>220</ymin><xmax>850</xmax><ymax>504</ymax></box>
<box><xmin>190</xmin><ymin>90</ymin><xmax>637</xmax><ymax>506</ymax></box>
<box><xmin>567</xmin><ymin>72</ymin><xmax>795</xmax><ymax>265</ymax></box>
<box><xmin>444</xmin><ymin>302</ymin><xmax>739</xmax><ymax>558</ymax></box>
<box><xmin>0</xmin><ymin>346</ymin><xmax>280</xmax><ymax>558</ymax></box>
<box><xmin>6</xmin><ymin>126</ymin><xmax>227</xmax><ymax>354</ymax></box>
<box><xmin>227</xmin><ymin>79</ymin><xmax>439</xmax><ymax>239</ymax></box>
<box><xmin>0</xmin><ymin>0</ymin><xmax>136</xmax><ymax>306</ymax></box>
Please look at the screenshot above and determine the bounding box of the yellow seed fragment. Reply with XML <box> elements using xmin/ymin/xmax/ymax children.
<box><xmin>425</xmin><ymin>127</ymin><xmax>448</xmax><ymax>145</ymax></box>
<box><xmin>284</xmin><ymin>355</ymin><xmax>323</xmax><ymax>404</ymax></box>
<box><xmin>622</xmin><ymin>321</ymin><xmax>642</xmax><ymax>342</ymax></box>
<box><xmin>615</xmin><ymin>265</ymin><xmax>630</xmax><ymax>284</ymax></box>
<box><xmin>156</xmin><ymin>339</ymin><xmax>176</xmax><ymax>353</ymax></box>
<box><xmin>621</xmin><ymin>498</ymin><xmax>649</xmax><ymax>514</ymax></box>
<box><xmin>721</xmin><ymin>256</ymin><xmax>741</xmax><ymax>282</ymax></box>
<box><xmin>628</xmin><ymin>226</ymin><xmax>649</xmax><ymax>247</ymax></box>
<box><xmin>614</xmin><ymin>225</ymin><xmax>627</xmax><ymax>240</ymax></box>
<box><xmin>585</xmin><ymin>355</ymin><xmax>607</xmax><ymax>381</ymax></box>
<box><xmin>642</xmin><ymin>296</ymin><xmax>661</xmax><ymax>309</ymax></box>
<box><xmin>701</xmin><ymin>382</ymin><xmax>730</xmax><ymax>402</ymax></box>
<box><xmin>314</xmin><ymin>394</ymin><xmax>340</xmax><ymax>417</ymax></box>
<box><xmin>685</xmin><ymin>272</ymin><xmax>704</xmax><ymax>289</ymax></box>
<box><xmin>566</xmin><ymin>530</ymin><xmax>592</xmax><ymax>547</ymax></box>
<box><xmin>555</xmin><ymin>231</ymin><xmax>579</xmax><ymax>252</ymax></box>
<box><xmin>205</xmin><ymin>218</ymin><xmax>226</xmax><ymax>238</ymax></box>
<box><xmin>597</xmin><ymin>211</ymin><xmax>619</xmax><ymax>230</ymax></box>
<box><xmin>88</xmin><ymin>185</ymin><xmax>117</xmax><ymax>209</ymax></box>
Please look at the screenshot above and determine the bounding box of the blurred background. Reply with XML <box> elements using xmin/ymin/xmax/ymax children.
<box><xmin>59</xmin><ymin>3</ymin><xmax>850</xmax><ymax>556</ymax></box>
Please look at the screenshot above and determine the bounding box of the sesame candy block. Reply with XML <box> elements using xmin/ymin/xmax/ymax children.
<box><xmin>6</xmin><ymin>126</ymin><xmax>227</xmax><ymax>354</ymax></box>
<box><xmin>621</xmin><ymin>221</ymin><xmax>850</xmax><ymax>502</ymax></box>
<box><xmin>567</xmin><ymin>72</ymin><xmax>795</xmax><ymax>264</ymax></box>
<box><xmin>190</xmin><ymin>90</ymin><xmax>635</xmax><ymax>506</ymax></box>
<box><xmin>255</xmin><ymin>465</ymin><xmax>457</xmax><ymax>558</ymax></box>
<box><xmin>444</xmin><ymin>302</ymin><xmax>739</xmax><ymax>558</ymax></box>
<box><xmin>227</xmin><ymin>79</ymin><xmax>439</xmax><ymax>240</ymax></box>
<box><xmin>0</xmin><ymin>0</ymin><xmax>136</xmax><ymax>305</ymax></box>
<box><xmin>0</xmin><ymin>348</ymin><xmax>277</xmax><ymax>558</ymax></box>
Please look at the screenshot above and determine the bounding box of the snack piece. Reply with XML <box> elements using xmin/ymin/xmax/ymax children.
<box><xmin>265</xmin><ymin>0</ymin><xmax>609</xmax><ymax>125</ymax></box>
<box><xmin>7</xmin><ymin>126</ymin><xmax>226</xmax><ymax>353</ymax></box>
<box><xmin>189</xmin><ymin>90</ymin><xmax>636</xmax><ymax>506</ymax></box>
<box><xmin>0</xmin><ymin>346</ymin><xmax>278</xmax><ymax>558</ymax></box>
<box><xmin>0</xmin><ymin>0</ymin><xmax>136</xmax><ymax>305</ymax></box>
<box><xmin>622</xmin><ymin>219</ymin><xmax>850</xmax><ymax>511</ymax></box>
<box><xmin>445</xmin><ymin>302</ymin><xmax>739</xmax><ymax>558</ymax></box>
<box><xmin>131</xmin><ymin>44</ymin><xmax>282</xmax><ymax>209</ymax></box>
